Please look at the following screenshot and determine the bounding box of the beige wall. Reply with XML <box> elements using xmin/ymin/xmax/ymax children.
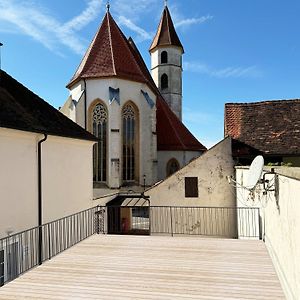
<box><xmin>0</xmin><ymin>128</ymin><xmax>38</xmax><ymax>238</ymax></box>
<box><xmin>0</xmin><ymin>128</ymin><xmax>94</xmax><ymax>238</ymax></box>
<box><xmin>146</xmin><ymin>137</ymin><xmax>235</xmax><ymax>207</ymax></box>
<box><xmin>42</xmin><ymin>135</ymin><xmax>94</xmax><ymax>223</ymax></box>
<box><xmin>236</xmin><ymin>167</ymin><xmax>300</xmax><ymax>300</ymax></box>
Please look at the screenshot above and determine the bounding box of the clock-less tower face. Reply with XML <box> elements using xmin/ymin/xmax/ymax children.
<box><xmin>150</xmin><ymin>46</ymin><xmax>183</xmax><ymax>120</ymax></box>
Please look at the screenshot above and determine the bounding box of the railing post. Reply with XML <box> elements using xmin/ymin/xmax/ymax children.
<box><xmin>48</xmin><ymin>223</ymin><xmax>51</xmax><ymax>260</ymax></box>
<box><xmin>170</xmin><ymin>207</ymin><xmax>173</xmax><ymax>237</ymax></box>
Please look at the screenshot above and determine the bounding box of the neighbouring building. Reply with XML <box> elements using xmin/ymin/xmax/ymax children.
<box><xmin>235</xmin><ymin>166</ymin><xmax>300</xmax><ymax>299</ymax></box>
<box><xmin>0</xmin><ymin>70</ymin><xmax>97</xmax><ymax>238</ymax></box>
<box><xmin>60</xmin><ymin>4</ymin><xmax>206</xmax><ymax>190</ymax></box>
<box><xmin>225</xmin><ymin>99</ymin><xmax>300</xmax><ymax>166</ymax></box>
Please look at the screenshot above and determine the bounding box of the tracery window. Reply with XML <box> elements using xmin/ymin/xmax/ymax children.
<box><xmin>92</xmin><ymin>103</ymin><xmax>108</xmax><ymax>182</ymax></box>
<box><xmin>161</xmin><ymin>51</ymin><xmax>168</xmax><ymax>64</ymax></box>
<box><xmin>122</xmin><ymin>103</ymin><xmax>138</xmax><ymax>182</ymax></box>
<box><xmin>166</xmin><ymin>158</ymin><xmax>180</xmax><ymax>177</ymax></box>
<box><xmin>161</xmin><ymin>73</ymin><xmax>168</xmax><ymax>90</ymax></box>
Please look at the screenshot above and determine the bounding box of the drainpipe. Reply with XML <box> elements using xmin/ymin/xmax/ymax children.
<box><xmin>38</xmin><ymin>134</ymin><xmax>47</xmax><ymax>265</ymax></box>
<box><xmin>83</xmin><ymin>79</ymin><xmax>87</xmax><ymax>130</ymax></box>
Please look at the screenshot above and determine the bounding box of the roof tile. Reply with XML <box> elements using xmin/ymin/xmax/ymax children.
<box><xmin>225</xmin><ymin>100</ymin><xmax>300</xmax><ymax>155</ymax></box>
<box><xmin>149</xmin><ymin>6</ymin><xmax>184</xmax><ymax>52</ymax></box>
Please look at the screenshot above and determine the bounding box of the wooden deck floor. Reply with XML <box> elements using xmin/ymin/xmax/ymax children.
<box><xmin>0</xmin><ymin>235</ymin><xmax>285</xmax><ymax>299</ymax></box>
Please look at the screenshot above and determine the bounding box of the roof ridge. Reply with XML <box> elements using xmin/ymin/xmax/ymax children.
<box><xmin>226</xmin><ymin>99</ymin><xmax>300</xmax><ymax>106</ymax></box>
<box><xmin>107</xmin><ymin>12</ymin><xmax>116</xmax><ymax>75</ymax></box>
<box><xmin>165</xmin><ymin>7</ymin><xmax>172</xmax><ymax>44</ymax></box>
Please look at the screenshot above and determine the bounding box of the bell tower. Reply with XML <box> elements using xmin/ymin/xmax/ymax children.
<box><xmin>149</xmin><ymin>3</ymin><xmax>184</xmax><ymax>120</ymax></box>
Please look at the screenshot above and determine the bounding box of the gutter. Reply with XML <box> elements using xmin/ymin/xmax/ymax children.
<box><xmin>38</xmin><ymin>134</ymin><xmax>47</xmax><ymax>265</ymax></box>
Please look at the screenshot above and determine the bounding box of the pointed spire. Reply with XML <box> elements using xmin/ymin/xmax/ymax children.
<box><xmin>149</xmin><ymin>5</ymin><xmax>184</xmax><ymax>53</ymax></box>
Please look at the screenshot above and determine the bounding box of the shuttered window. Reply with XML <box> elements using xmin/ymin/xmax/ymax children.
<box><xmin>185</xmin><ymin>177</ymin><xmax>198</xmax><ymax>198</ymax></box>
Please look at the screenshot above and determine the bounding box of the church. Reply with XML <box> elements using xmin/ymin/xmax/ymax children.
<box><xmin>61</xmin><ymin>3</ymin><xmax>206</xmax><ymax>189</ymax></box>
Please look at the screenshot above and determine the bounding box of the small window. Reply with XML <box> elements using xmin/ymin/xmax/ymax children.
<box><xmin>185</xmin><ymin>177</ymin><xmax>198</xmax><ymax>198</ymax></box>
<box><xmin>161</xmin><ymin>51</ymin><xmax>168</xmax><ymax>64</ymax></box>
<box><xmin>166</xmin><ymin>158</ymin><xmax>180</xmax><ymax>177</ymax></box>
<box><xmin>161</xmin><ymin>73</ymin><xmax>168</xmax><ymax>90</ymax></box>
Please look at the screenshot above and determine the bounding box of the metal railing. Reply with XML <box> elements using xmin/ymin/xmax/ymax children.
<box><xmin>0</xmin><ymin>205</ymin><xmax>261</xmax><ymax>287</ymax></box>
<box><xmin>150</xmin><ymin>206</ymin><xmax>260</xmax><ymax>238</ymax></box>
<box><xmin>106</xmin><ymin>206</ymin><xmax>261</xmax><ymax>239</ymax></box>
<box><xmin>0</xmin><ymin>206</ymin><xmax>100</xmax><ymax>287</ymax></box>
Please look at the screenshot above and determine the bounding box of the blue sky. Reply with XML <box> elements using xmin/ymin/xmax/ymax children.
<box><xmin>1</xmin><ymin>0</ymin><xmax>300</xmax><ymax>148</ymax></box>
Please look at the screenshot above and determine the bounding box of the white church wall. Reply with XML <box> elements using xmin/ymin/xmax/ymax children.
<box><xmin>0</xmin><ymin>127</ymin><xmax>95</xmax><ymax>238</ymax></box>
<box><xmin>69</xmin><ymin>77</ymin><xmax>157</xmax><ymax>188</ymax></box>
<box><xmin>146</xmin><ymin>137</ymin><xmax>235</xmax><ymax>207</ymax></box>
<box><xmin>157</xmin><ymin>150</ymin><xmax>202</xmax><ymax>180</ymax></box>
<box><xmin>236</xmin><ymin>167</ymin><xmax>300</xmax><ymax>300</ymax></box>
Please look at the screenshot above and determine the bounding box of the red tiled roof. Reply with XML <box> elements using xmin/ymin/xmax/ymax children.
<box><xmin>156</xmin><ymin>96</ymin><xmax>206</xmax><ymax>151</ymax></box>
<box><xmin>149</xmin><ymin>6</ymin><xmax>184</xmax><ymax>53</ymax></box>
<box><xmin>128</xmin><ymin>38</ymin><xmax>205</xmax><ymax>152</ymax></box>
<box><xmin>67</xmin><ymin>12</ymin><xmax>149</xmax><ymax>88</ymax></box>
<box><xmin>225</xmin><ymin>100</ymin><xmax>300</xmax><ymax>155</ymax></box>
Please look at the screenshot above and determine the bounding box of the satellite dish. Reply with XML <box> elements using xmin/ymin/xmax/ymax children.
<box><xmin>246</xmin><ymin>155</ymin><xmax>264</xmax><ymax>189</ymax></box>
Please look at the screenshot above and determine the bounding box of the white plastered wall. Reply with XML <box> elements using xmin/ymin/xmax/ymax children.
<box><xmin>0</xmin><ymin>127</ymin><xmax>94</xmax><ymax>238</ymax></box>
<box><xmin>0</xmin><ymin>128</ymin><xmax>38</xmax><ymax>238</ymax></box>
<box><xmin>66</xmin><ymin>77</ymin><xmax>157</xmax><ymax>188</ymax></box>
<box><xmin>42</xmin><ymin>135</ymin><xmax>94</xmax><ymax>223</ymax></box>
<box><xmin>236</xmin><ymin>167</ymin><xmax>300</xmax><ymax>300</ymax></box>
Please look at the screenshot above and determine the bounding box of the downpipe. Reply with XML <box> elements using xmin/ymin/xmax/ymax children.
<box><xmin>38</xmin><ymin>134</ymin><xmax>47</xmax><ymax>265</ymax></box>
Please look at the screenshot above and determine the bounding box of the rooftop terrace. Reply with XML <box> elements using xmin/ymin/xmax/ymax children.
<box><xmin>0</xmin><ymin>234</ymin><xmax>285</xmax><ymax>299</ymax></box>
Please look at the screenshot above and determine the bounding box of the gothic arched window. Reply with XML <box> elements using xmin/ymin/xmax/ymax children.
<box><xmin>92</xmin><ymin>102</ymin><xmax>108</xmax><ymax>182</ymax></box>
<box><xmin>122</xmin><ymin>103</ymin><xmax>138</xmax><ymax>182</ymax></box>
<box><xmin>161</xmin><ymin>51</ymin><xmax>168</xmax><ymax>64</ymax></box>
<box><xmin>161</xmin><ymin>73</ymin><xmax>168</xmax><ymax>90</ymax></box>
<box><xmin>166</xmin><ymin>158</ymin><xmax>180</xmax><ymax>177</ymax></box>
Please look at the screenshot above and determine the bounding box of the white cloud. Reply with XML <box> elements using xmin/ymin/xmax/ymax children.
<box><xmin>117</xmin><ymin>16</ymin><xmax>153</xmax><ymax>42</ymax></box>
<box><xmin>113</xmin><ymin>0</ymin><xmax>157</xmax><ymax>22</ymax></box>
<box><xmin>184</xmin><ymin>62</ymin><xmax>262</xmax><ymax>79</ymax></box>
<box><xmin>175</xmin><ymin>15</ymin><xmax>213</xmax><ymax>29</ymax></box>
<box><xmin>0</xmin><ymin>0</ymin><xmax>103</xmax><ymax>55</ymax></box>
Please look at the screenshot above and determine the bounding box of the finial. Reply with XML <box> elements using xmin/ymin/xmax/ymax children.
<box><xmin>164</xmin><ymin>0</ymin><xmax>168</xmax><ymax>7</ymax></box>
<box><xmin>106</xmin><ymin>0</ymin><xmax>110</xmax><ymax>12</ymax></box>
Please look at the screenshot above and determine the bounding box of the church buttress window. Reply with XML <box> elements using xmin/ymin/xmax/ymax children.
<box><xmin>122</xmin><ymin>103</ymin><xmax>138</xmax><ymax>182</ymax></box>
<box><xmin>161</xmin><ymin>73</ymin><xmax>168</xmax><ymax>90</ymax></box>
<box><xmin>92</xmin><ymin>103</ymin><xmax>108</xmax><ymax>182</ymax></box>
<box><xmin>166</xmin><ymin>158</ymin><xmax>180</xmax><ymax>177</ymax></box>
<box><xmin>161</xmin><ymin>51</ymin><xmax>168</xmax><ymax>64</ymax></box>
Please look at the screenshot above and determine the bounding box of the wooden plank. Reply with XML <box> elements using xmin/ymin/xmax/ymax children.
<box><xmin>0</xmin><ymin>235</ymin><xmax>285</xmax><ymax>299</ymax></box>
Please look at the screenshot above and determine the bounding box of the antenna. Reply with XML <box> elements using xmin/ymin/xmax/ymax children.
<box><xmin>246</xmin><ymin>155</ymin><xmax>264</xmax><ymax>189</ymax></box>
<box><xmin>0</xmin><ymin>42</ymin><xmax>3</xmax><ymax>71</ymax></box>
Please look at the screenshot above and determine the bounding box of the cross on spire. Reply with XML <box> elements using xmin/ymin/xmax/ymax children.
<box><xmin>106</xmin><ymin>0</ymin><xmax>110</xmax><ymax>12</ymax></box>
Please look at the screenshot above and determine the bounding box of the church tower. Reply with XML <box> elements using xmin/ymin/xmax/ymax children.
<box><xmin>149</xmin><ymin>3</ymin><xmax>184</xmax><ymax>120</ymax></box>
